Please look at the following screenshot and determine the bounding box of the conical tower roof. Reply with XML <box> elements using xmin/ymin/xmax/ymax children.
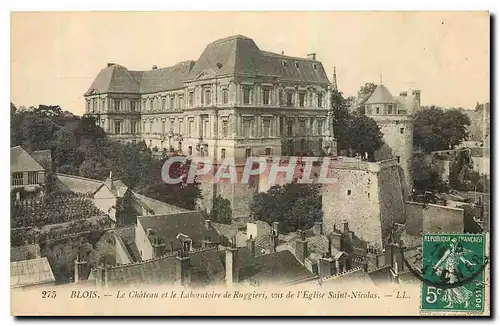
<box><xmin>365</xmin><ymin>84</ymin><xmax>398</xmax><ymax>104</ymax></box>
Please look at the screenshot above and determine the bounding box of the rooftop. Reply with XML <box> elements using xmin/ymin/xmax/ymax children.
<box><xmin>11</xmin><ymin>146</ymin><xmax>45</xmax><ymax>173</ymax></box>
<box><xmin>11</xmin><ymin>257</ymin><xmax>56</xmax><ymax>288</ymax></box>
<box><xmin>85</xmin><ymin>35</ymin><xmax>330</xmax><ymax>96</ymax></box>
<box><xmin>365</xmin><ymin>84</ymin><xmax>398</xmax><ymax>105</ymax></box>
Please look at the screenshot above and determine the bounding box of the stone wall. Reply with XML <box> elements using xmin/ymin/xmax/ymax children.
<box><xmin>405</xmin><ymin>202</ymin><xmax>464</xmax><ymax>234</ymax></box>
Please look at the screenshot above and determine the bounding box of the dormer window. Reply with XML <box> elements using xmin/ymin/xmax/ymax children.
<box><xmin>313</xmin><ymin>63</ymin><xmax>318</xmax><ymax>70</ymax></box>
<box><xmin>282</xmin><ymin>60</ymin><xmax>287</xmax><ymax>67</ymax></box>
<box><xmin>295</xmin><ymin>62</ymin><xmax>299</xmax><ymax>68</ymax></box>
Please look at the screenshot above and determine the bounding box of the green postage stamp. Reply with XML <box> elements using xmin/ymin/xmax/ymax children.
<box><xmin>421</xmin><ymin>233</ymin><xmax>487</xmax><ymax>312</ymax></box>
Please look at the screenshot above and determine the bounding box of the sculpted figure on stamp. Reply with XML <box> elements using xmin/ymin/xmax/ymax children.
<box><xmin>421</xmin><ymin>234</ymin><xmax>486</xmax><ymax>312</ymax></box>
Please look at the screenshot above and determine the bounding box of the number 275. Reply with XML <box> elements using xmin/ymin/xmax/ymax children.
<box><xmin>41</xmin><ymin>290</ymin><xmax>56</xmax><ymax>298</ymax></box>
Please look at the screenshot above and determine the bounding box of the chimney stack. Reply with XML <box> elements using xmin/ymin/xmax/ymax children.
<box><xmin>107</xmin><ymin>63</ymin><xmax>116</xmax><ymax>67</ymax></box>
<box><xmin>152</xmin><ymin>65</ymin><xmax>158</xmax><ymax>70</ymax></box>
<box><xmin>74</xmin><ymin>250</ymin><xmax>88</xmax><ymax>283</ymax></box>
<box><xmin>152</xmin><ymin>237</ymin><xmax>166</xmax><ymax>258</ymax></box>
<box><xmin>342</xmin><ymin>219</ymin><xmax>349</xmax><ymax>234</ymax></box>
<box><xmin>247</xmin><ymin>235</ymin><xmax>256</xmax><ymax>256</ymax></box>
<box><xmin>318</xmin><ymin>255</ymin><xmax>335</xmax><ymax>278</ymax></box>
<box><xmin>295</xmin><ymin>230</ymin><xmax>308</xmax><ymax>263</ymax></box>
<box><xmin>307</xmin><ymin>53</ymin><xmax>316</xmax><ymax>61</ymax></box>
<box><xmin>105</xmin><ymin>171</ymin><xmax>113</xmax><ymax>190</ymax></box>
<box><xmin>313</xmin><ymin>221</ymin><xmax>323</xmax><ymax>236</ymax></box>
<box><xmin>205</xmin><ymin>219</ymin><xmax>212</xmax><ymax>230</ymax></box>
<box><xmin>270</xmin><ymin>222</ymin><xmax>279</xmax><ymax>253</ymax></box>
<box><xmin>225</xmin><ymin>243</ymin><xmax>239</xmax><ymax>286</ymax></box>
<box><xmin>147</xmin><ymin>228</ymin><xmax>153</xmax><ymax>237</ymax></box>
<box><xmin>176</xmin><ymin>237</ymin><xmax>192</xmax><ymax>286</ymax></box>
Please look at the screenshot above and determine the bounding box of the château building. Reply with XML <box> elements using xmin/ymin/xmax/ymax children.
<box><xmin>84</xmin><ymin>35</ymin><xmax>334</xmax><ymax>163</ymax></box>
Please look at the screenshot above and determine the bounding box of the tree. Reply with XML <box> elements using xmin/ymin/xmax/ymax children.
<box><xmin>330</xmin><ymin>89</ymin><xmax>352</xmax><ymax>153</ymax></box>
<box><xmin>346</xmin><ymin>115</ymin><xmax>384</xmax><ymax>161</ymax></box>
<box><xmin>414</xmin><ymin>106</ymin><xmax>471</xmax><ymax>152</ymax></box>
<box><xmin>250</xmin><ymin>183</ymin><xmax>322</xmax><ymax>234</ymax></box>
<box><xmin>134</xmin><ymin>156</ymin><xmax>202</xmax><ymax>210</ymax></box>
<box><xmin>355</xmin><ymin>82</ymin><xmax>377</xmax><ymax>114</ymax></box>
<box><xmin>210</xmin><ymin>195</ymin><xmax>232</xmax><ymax>224</ymax></box>
<box><xmin>412</xmin><ymin>156</ymin><xmax>448</xmax><ymax>194</ymax></box>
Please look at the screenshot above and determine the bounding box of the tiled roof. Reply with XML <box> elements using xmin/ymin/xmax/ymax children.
<box><xmin>92</xmin><ymin>247</ymin><xmax>224</xmax><ymax>287</ymax></box>
<box><xmin>10</xmin><ymin>244</ymin><xmax>41</xmax><ymax>262</ymax></box>
<box><xmin>138</xmin><ymin>211</ymin><xmax>220</xmax><ymax>250</ymax></box>
<box><xmin>365</xmin><ymin>84</ymin><xmax>398</xmax><ymax>105</ymax></box>
<box><xmin>85</xmin><ymin>35</ymin><xmax>330</xmax><ymax>96</ymax></box>
<box><xmin>11</xmin><ymin>257</ymin><xmax>55</xmax><ymax>288</ymax></box>
<box><xmin>211</xmin><ymin>222</ymin><xmax>239</xmax><ymax>241</ymax></box>
<box><xmin>219</xmin><ymin>248</ymin><xmax>314</xmax><ymax>285</ymax></box>
<box><xmin>140</xmin><ymin>61</ymin><xmax>195</xmax><ymax>93</ymax></box>
<box><xmin>132</xmin><ymin>192</ymin><xmax>190</xmax><ymax>215</ymax></box>
<box><xmin>54</xmin><ymin>173</ymin><xmax>104</xmax><ymax>194</ymax></box>
<box><xmin>10</xmin><ymin>146</ymin><xmax>44</xmax><ymax>173</ymax></box>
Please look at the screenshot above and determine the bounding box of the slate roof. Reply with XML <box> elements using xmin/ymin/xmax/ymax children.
<box><xmin>138</xmin><ymin>211</ymin><xmax>221</xmax><ymax>250</ymax></box>
<box><xmin>10</xmin><ymin>244</ymin><xmax>41</xmax><ymax>262</ymax></box>
<box><xmin>211</xmin><ymin>222</ymin><xmax>239</xmax><ymax>241</ymax></box>
<box><xmin>85</xmin><ymin>35</ymin><xmax>330</xmax><ymax>96</ymax></box>
<box><xmin>54</xmin><ymin>173</ymin><xmax>104</xmax><ymax>194</ymax></box>
<box><xmin>367</xmin><ymin>265</ymin><xmax>394</xmax><ymax>286</ymax></box>
<box><xmin>11</xmin><ymin>257</ymin><xmax>56</xmax><ymax>288</ymax></box>
<box><xmin>219</xmin><ymin>248</ymin><xmax>314</xmax><ymax>285</ymax></box>
<box><xmin>114</xmin><ymin>226</ymin><xmax>141</xmax><ymax>262</ymax></box>
<box><xmin>132</xmin><ymin>192</ymin><xmax>190</xmax><ymax>215</ymax></box>
<box><xmin>317</xmin><ymin>267</ymin><xmax>374</xmax><ymax>285</ymax></box>
<box><xmin>90</xmin><ymin>247</ymin><xmax>225</xmax><ymax>287</ymax></box>
<box><xmin>365</xmin><ymin>84</ymin><xmax>398</xmax><ymax>104</ymax></box>
<box><xmin>10</xmin><ymin>146</ymin><xmax>45</xmax><ymax>173</ymax></box>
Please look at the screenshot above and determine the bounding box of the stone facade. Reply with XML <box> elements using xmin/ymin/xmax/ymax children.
<box><xmin>365</xmin><ymin>86</ymin><xmax>420</xmax><ymax>198</ymax></box>
<box><xmin>84</xmin><ymin>35</ymin><xmax>333</xmax><ymax>163</ymax></box>
<box><xmin>321</xmin><ymin>157</ymin><xmax>405</xmax><ymax>249</ymax></box>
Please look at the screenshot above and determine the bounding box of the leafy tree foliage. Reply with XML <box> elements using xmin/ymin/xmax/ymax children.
<box><xmin>411</xmin><ymin>156</ymin><xmax>449</xmax><ymax>194</ymax></box>
<box><xmin>209</xmin><ymin>195</ymin><xmax>232</xmax><ymax>224</ymax></box>
<box><xmin>10</xmin><ymin>103</ymin><xmax>202</xmax><ymax>210</ymax></box>
<box><xmin>355</xmin><ymin>82</ymin><xmax>377</xmax><ymax>114</ymax></box>
<box><xmin>330</xmin><ymin>88</ymin><xmax>384</xmax><ymax>159</ymax></box>
<box><xmin>346</xmin><ymin>115</ymin><xmax>384</xmax><ymax>161</ymax></box>
<box><xmin>414</xmin><ymin>106</ymin><xmax>471</xmax><ymax>152</ymax></box>
<box><xmin>250</xmin><ymin>183</ymin><xmax>322</xmax><ymax>234</ymax></box>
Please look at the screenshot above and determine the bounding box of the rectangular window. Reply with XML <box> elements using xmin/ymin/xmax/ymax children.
<box><xmin>299</xmin><ymin>120</ymin><xmax>306</xmax><ymax>136</ymax></box>
<box><xmin>170</xmin><ymin>97</ymin><xmax>175</xmax><ymax>110</ymax></box>
<box><xmin>115</xmin><ymin>121</ymin><xmax>121</xmax><ymax>134</ymax></box>
<box><xmin>142</xmin><ymin>100</ymin><xmax>146</xmax><ymax>111</ymax></box>
<box><xmin>242</xmin><ymin>120</ymin><xmax>251</xmax><ymax>138</ymax></box>
<box><xmin>265</xmin><ymin>148</ymin><xmax>271</xmax><ymax>156</ymax></box>
<box><xmin>400</xmin><ymin>127</ymin><xmax>404</xmax><ymax>134</ymax></box>
<box><xmin>376</xmin><ymin>107</ymin><xmax>380</xmax><ymax>114</ymax></box>
<box><xmin>12</xmin><ymin>172</ymin><xmax>23</xmax><ymax>186</ymax></box>
<box><xmin>188</xmin><ymin>146</ymin><xmax>193</xmax><ymax>156</ymax></box>
<box><xmin>279</xmin><ymin>116</ymin><xmax>285</xmax><ymax>135</ymax></box>
<box><xmin>131</xmin><ymin>121</ymin><xmax>137</xmax><ymax>134</ymax></box>
<box><xmin>299</xmin><ymin>93</ymin><xmax>305</xmax><ymax>107</ymax></box>
<box><xmin>317</xmin><ymin>120</ymin><xmax>324</xmax><ymax>135</ymax></box>
<box><xmin>263</xmin><ymin>119</ymin><xmax>271</xmax><ymax>137</ymax></box>
<box><xmin>317</xmin><ymin>94</ymin><xmax>323</xmax><ymax>107</ymax></box>
<box><xmin>222</xmin><ymin>120</ymin><xmax>229</xmax><ymax>138</ymax></box>
<box><xmin>287</xmin><ymin>120</ymin><xmax>293</xmax><ymax>137</ymax></box>
<box><xmin>143</xmin><ymin>121</ymin><xmax>146</xmax><ymax>133</ymax></box>
<box><xmin>162</xmin><ymin>120</ymin><xmax>166</xmax><ymax>134</ymax></box>
<box><xmin>222</xmin><ymin>89</ymin><xmax>228</xmax><ymax>104</ymax></box>
<box><xmin>162</xmin><ymin>98</ymin><xmax>166</xmax><ymax>111</ymax></box>
<box><xmin>243</xmin><ymin>88</ymin><xmax>251</xmax><ymax>105</ymax></box>
<box><xmin>179</xmin><ymin>96</ymin><xmax>184</xmax><ymax>109</ymax></box>
<box><xmin>149</xmin><ymin>99</ymin><xmax>154</xmax><ymax>111</ymax></box>
<box><xmin>396</xmin><ymin>156</ymin><xmax>401</xmax><ymax>163</ymax></box>
<box><xmin>204</xmin><ymin>90</ymin><xmax>211</xmax><ymax>105</ymax></box>
<box><xmin>189</xmin><ymin>92</ymin><xmax>194</xmax><ymax>106</ymax></box>
<box><xmin>130</xmin><ymin>101</ymin><xmax>136</xmax><ymax>112</ymax></box>
<box><xmin>263</xmin><ymin>89</ymin><xmax>270</xmax><ymax>105</ymax></box>
<box><xmin>279</xmin><ymin>91</ymin><xmax>285</xmax><ymax>106</ymax></box>
<box><xmin>287</xmin><ymin>92</ymin><xmax>293</xmax><ymax>106</ymax></box>
<box><xmin>203</xmin><ymin>119</ymin><xmax>209</xmax><ymax>138</ymax></box>
<box><xmin>221</xmin><ymin>149</ymin><xmax>226</xmax><ymax>159</ymax></box>
<box><xmin>245</xmin><ymin>148</ymin><xmax>252</xmax><ymax>158</ymax></box>
<box><xmin>27</xmin><ymin>172</ymin><xmax>38</xmax><ymax>184</ymax></box>
<box><xmin>114</xmin><ymin>100</ymin><xmax>121</xmax><ymax>111</ymax></box>
<box><xmin>149</xmin><ymin>120</ymin><xmax>153</xmax><ymax>134</ymax></box>
<box><xmin>388</xmin><ymin>105</ymin><xmax>393</xmax><ymax>114</ymax></box>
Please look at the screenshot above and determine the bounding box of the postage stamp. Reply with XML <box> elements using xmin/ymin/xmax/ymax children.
<box><xmin>421</xmin><ymin>233</ymin><xmax>486</xmax><ymax>313</ymax></box>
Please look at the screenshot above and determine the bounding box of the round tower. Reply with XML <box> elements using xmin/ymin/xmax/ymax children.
<box><xmin>364</xmin><ymin>85</ymin><xmax>418</xmax><ymax>198</ymax></box>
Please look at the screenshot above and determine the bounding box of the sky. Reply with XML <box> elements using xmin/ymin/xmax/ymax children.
<box><xmin>11</xmin><ymin>11</ymin><xmax>489</xmax><ymax>115</ymax></box>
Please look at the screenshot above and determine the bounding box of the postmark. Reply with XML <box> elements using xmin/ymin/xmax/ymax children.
<box><xmin>420</xmin><ymin>233</ymin><xmax>486</xmax><ymax>312</ymax></box>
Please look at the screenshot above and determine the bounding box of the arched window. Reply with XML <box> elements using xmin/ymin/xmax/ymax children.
<box><xmin>245</xmin><ymin>148</ymin><xmax>252</xmax><ymax>159</ymax></box>
<box><xmin>265</xmin><ymin>148</ymin><xmax>272</xmax><ymax>156</ymax></box>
